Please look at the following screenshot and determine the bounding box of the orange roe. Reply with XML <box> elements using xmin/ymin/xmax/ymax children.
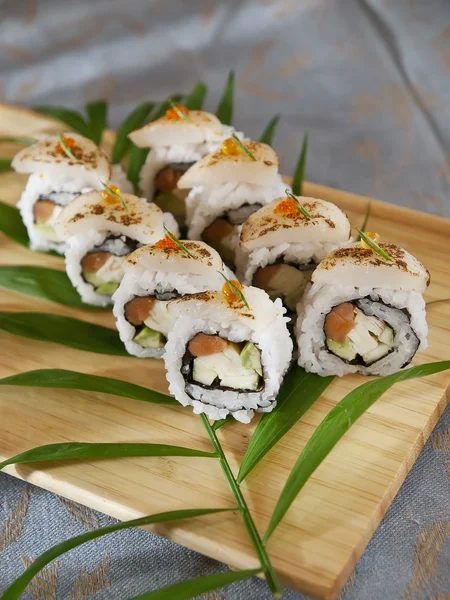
<box><xmin>165</xmin><ymin>104</ymin><xmax>189</xmax><ymax>120</ymax></box>
<box><xmin>274</xmin><ymin>198</ymin><xmax>301</xmax><ymax>218</ymax></box>
<box><xmin>221</xmin><ymin>137</ymin><xmax>240</xmax><ymax>156</ymax></box>
<box><xmin>155</xmin><ymin>235</ymin><xmax>178</xmax><ymax>249</ymax></box>
<box><xmin>56</xmin><ymin>135</ymin><xmax>77</xmax><ymax>155</ymax></box>
<box><xmin>222</xmin><ymin>279</ymin><xmax>243</xmax><ymax>304</ymax></box>
<box><xmin>361</xmin><ymin>232</ymin><xmax>381</xmax><ymax>249</ymax></box>
<box><xmin>102</xmin><ymin>184</ymin><xmax>121</xmax><ymax>204</ymax></box>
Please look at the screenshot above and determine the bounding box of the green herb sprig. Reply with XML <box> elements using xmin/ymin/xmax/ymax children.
<box><xmin>163</xmin><ymin>225</ymin><xmax>194</xmax><ymax>257</ymax></box>
<box><xmin>218</xmin><ymin>271</ymin><xmax>250</xmax><ymax>309</ymax></box>
<box><xmin>285</xmin><ymin>188</ymin><xmax>313</xmax><ymax>219</ymax></box>
<box><xmin>101</xmin><ymin>181</ymin><xmax>128</xmax><ymax>212</ymax></box>
<box><xmin>168</xmin><ymin>99</ymin><xmax>189</xmax><ymax>120</ymax></box>
<box><xmin>356</xmin><ymin>228</ymin><xmax>392</xmax><ymax>261</ymax></box>
<box><xmin>231</xmin><ymin>133</ymin><xmax>256</xmax><ymax>161</ymax></box>
<box><xmin>58</xmin><ymin>134</ymin><xmax>75</xmax><ymax>159</ymax></box>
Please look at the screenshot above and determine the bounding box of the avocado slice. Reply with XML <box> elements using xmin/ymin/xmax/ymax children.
<box><xmin>95</xmin><ymin>282</ymin><xmax>119</xmax><ymax>296</ymax></box>
<box><xmin>326</xmin><ymin>338</ymin><xmax>357</xmax><ymax>361</ymax></box>
<box><xmin>34</xmin><ymin>223</ymin><xmax>60</xmax><ymax>242</ymax></box>
<box><xmin>83</xmin><ymin>271</ymin><xmax>105</xmax><ymax>287</ymax></box>
<box><xmin>240</xmin><ymin>342</ymin><xmax>263</xmax><ymax>376</ymax></box>
<box><xmin>132</xmin><ymin>326</ymin><xmax>166</xmax><ymax>349</ymax></box>
<box><xmin>379</xmin><ymin>326</ymin><xmax>394</xmax><ymax>346</ymax></box>
<box><xmin>192</xmin><ymin>363</ymin><xmax>217</xmax><ymax>386</ymax></box>
<box><xmin>154</xmin><ymin>192</ymin><xmax>186</xmax><ymax>217</ymax></box>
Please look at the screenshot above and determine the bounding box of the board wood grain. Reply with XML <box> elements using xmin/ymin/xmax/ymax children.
<box><xmin>0</xmin><ymin>105</ymin><xmax>449</xmax><ymax>599</ymax></box>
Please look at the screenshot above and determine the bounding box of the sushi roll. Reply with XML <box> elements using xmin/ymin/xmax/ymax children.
<box><xmin>164</xmin><ymin>284</ymin><xmax>293</xmax><ymax>423</ymax></box>
<box><xmin>12</xmin><ymin>133</ymin><xmax>131</xmax><ymax>254</ymax></box>
<box><xmin>178</xmin><ymin>139</ymin><xmax>286</xmax><ymax>267</ymax></box>
<box><xmin>113</xmin><ymin>240</ymin><xmax>231</xmax><ymax>358</ymax></box>
<box><xmin>54</xmin><ymin>189</ymin><xmax>165</xmax><ymax>306</ymax></box>
<box><xmin>296</xmin><ymin>239</ymin><xmax>430</xmax><ymax>376</ymax></box>
<box><xmin>237</xmin><ymin>195</ymin><xmax>351</xmax><ymax>313</ymax></box>
<box><xmin>128</xmin><ymin>104</ymin><xmax>240</xmax><ymax>227</ymax></box>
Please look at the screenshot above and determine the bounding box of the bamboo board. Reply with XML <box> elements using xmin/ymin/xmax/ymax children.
<box><xmin>1</xmin><ymin>105</ymin><xmax>450</xmax><ymax>600</ymax></box>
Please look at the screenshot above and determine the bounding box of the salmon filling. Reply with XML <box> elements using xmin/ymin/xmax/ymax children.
<box><xmin>33</xmin><ymin>192</ymin><xmax>80</xmax><ymax>241</ymax></box>
<box><xmin>324</xmin><ymin>302</ymin><xmax>394</xmax><ymax>365</ymax></box>
<box><xmin>182</xmin><ymin>333</ymin><xmax>263</xmax><ymax>392</ymax></box>
<box><xmin>125</xmin><ymin>292</ymin><xmax>179</xmax><ymax>349</ymax></box>
<box><xmin>253</xmin><ymin>262</ymin><xmax>314</xmax><ymax>311</ymax></box>
<box><xmin>153</xmin><ymin>162</ymin><xmax>194</xmax><ymax>223</ymax></box>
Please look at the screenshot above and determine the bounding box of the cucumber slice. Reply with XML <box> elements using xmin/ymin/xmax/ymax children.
<box><xmin>33</xmin><ymin>223</ymin><xmax>60</xmax><ymax>242</ymax></box>
<box><xmin>95</xmin><ymin>282</ymin><xmax>119</xmax><ymax>296</ymax></box>
<box><xmin>379</xmin><ymin>326</ymin><xmax>394</xmax><ymax>346</ymax></box>
<box><xmin>132</xmin><ymin>326</ymin><xmax>166</xmax><ymax>349</ymax></box>
<box><xmin>326</xmin><ymin>338</ymin><xmax>357</xmax><ymax>361</ymax></box>
<box><xmin>240</xmin><ymin>341</ymin><xmax>263</xmax><ymax>376</ymax></box>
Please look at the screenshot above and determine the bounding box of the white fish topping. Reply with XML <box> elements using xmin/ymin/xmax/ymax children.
<box><xmin>313</xmin><ymin>242</ymin><xmax>430</xmax><ymax>293</ymax></box>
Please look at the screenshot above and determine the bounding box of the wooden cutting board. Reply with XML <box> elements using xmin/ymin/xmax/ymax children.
<box><xmin>1</xmin><ymin>105</ymin><xmax>449</xmax><ymax>600</ymax></box>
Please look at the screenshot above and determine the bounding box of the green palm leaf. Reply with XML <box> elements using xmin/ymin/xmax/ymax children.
<box><xmin>216</xmin><ymin>71</ymin><xmax>235</xmax><ymax>125</ymax></box>
<box><xmin>184</xmin><ymin>82</ymin><xmax>208</xmax><ymax>110</ymax></box>
<box><xmin>258</xmin><ymin>114</ymin><xmax>280</xmax><ymax>146</ymax></box>
<box><xmin>86</xmin><ymin>100</ymin><xmax>108</xmax><ymax>145</ymax></box>
<box><xmin>0</xmin><ymin>201</ymin><xmax>28</xmax><ymax>247</ymax></box>
<box><xmin>237</xmin><ymin>367</ymin><xmax>334</xmax><ymax>483</ymax></box>
<box><xmin>34</xmin><ymin>106</ymin><xmax>92</xmax><ymax>138</ymax></box>
<box><xmin>0</xmin><ymin>158</ymin><xmax>12</xmax><ymax>173</ymax></box>
<box><xmin>0</xmin><ymin>313</ymin><xmax>127</xmax><ymax>355</ymax></box>
<box><xmin>0</xmin><ymin>368</ymin><xmax>175</xmax><ymax>405</ymax></box>
<box><xmin>112</xmin><ymin>102</ymin><xmax>154</xmax><ymax>164</ymax></box>
<box><xmin>291</xmin><ymin>132</ymin><xmax>308</xmax><ymax>196</ymax></box>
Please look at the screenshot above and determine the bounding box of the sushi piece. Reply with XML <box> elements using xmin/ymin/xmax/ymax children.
<box><xmin>164</xmin><ymin>283</ymin><xmax>293</xmax><ymax>423</ymax></box>
<box><xmin>237</xmin><ymin>195</ymin><xmax>351</xmax><ymax>313</ymax></box>
<box><xmin>178</xmin><ymin>139</ymin><xmax>286</xmax><ymax>268</ymax></box>
<box><xmin>54</xmin><ymin>189</ymin><xmax>165</xmax><ymax>306</ymax></box>
<box><xmin>128</xmin><ymin>105</ymin><xmax>240</xmax><ymax>227</ymax></box>
<box><xmin>12</xmin><ymin>133</ymin><xmax>131</xmax><ymax>254</ymax></box>
<box><xmin>296</xmin><ymin>240</ymin><xmax>430</xmax><ymax>376</ymax></box>
<box><xmin>113</xmin><ymin>240</ymin><xmax>231</xmax><ymax>358</ymax></box>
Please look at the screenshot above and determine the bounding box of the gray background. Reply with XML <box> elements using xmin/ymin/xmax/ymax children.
<box><xmin>1</xmin><ymin>0</ymin><xmax>450</xmax><ymax>598</ymax></box>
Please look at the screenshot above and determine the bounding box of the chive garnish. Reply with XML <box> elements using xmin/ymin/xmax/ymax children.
<box><xmin>58</xmin><ymin>134</ymin><xmax>75</xmax><ymax>159</ymax></box>
<box><xmin>285</xmin><ymin>189</ymin><xmax>313</xmax><ymax>220</ymax></box>
<box><xmin>169</xmin><ymin>99</ymin><xmax>189</xmax><ymax>120</ymax></box>
<box><xmin>356</xmin><ymin>228</ymin><xmax>392</xmax><ymax>261</ymax></box>
<box><xmin>101</xmin><ymin>181</ymin><xmax>128</xmax><ymax>212</ymax></box>
<box><xmin>218</xmin><ymin>271</ymin><xmax>250</xmax><ymax>309</ymax></box>
<box><xmin>163</xmin><ymin>225</ymin><xmax>194</xmax><ymax>257</ymax></box>
<box><xmin>231</xmin><ymin>133</ymin><xmax>256</xmax><ymax>161</ymax></box>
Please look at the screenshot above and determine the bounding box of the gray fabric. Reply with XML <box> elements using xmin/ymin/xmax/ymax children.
<box><xmin>1</xmin><ymin>0</ymin><xmax>450</xmax><ymax>598</ymax></box>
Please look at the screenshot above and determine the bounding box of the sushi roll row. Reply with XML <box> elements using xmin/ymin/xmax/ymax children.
<box><xmin>9</xmin><ymin>101</ymin><xmax>430</xmax><ymax>424</ymax></box>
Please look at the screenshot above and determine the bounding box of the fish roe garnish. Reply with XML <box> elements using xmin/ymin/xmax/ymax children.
<box><xmin>221</xmin><ymin>137</ymin><xmax>240</xmax><ymax>156</ymax></box>
<box><xmin>222</xmin><ymin>279</ymin><xmax>243</xmax><ymax>303</ymax></box>
<box><xmin>56</xmin><ymin>135</ymin><xmax>77</xmax><ymax>155</ymax></box>
<box><xmin>361</xmin><ymin>232</ymin><xmax>380</xmax><ymax>249</ymax></box>
<box><xmin>165</xmin><ymin>104</ymin><xmax>189</xmax><ymax>120</ymax></box>
<box><xmin>102</xmin><ymin>184</ymin><xmax>121</xmax><ymax>204</ymax></box>
<box><xmin>274</xmin><ymin>198</ymin><xmax>301</xmax><ymax>218</ymax></box>
<box><xmin>155</xmin><ymin>235</ymin><xmax>178</xmax><ymax>249</ymax></box>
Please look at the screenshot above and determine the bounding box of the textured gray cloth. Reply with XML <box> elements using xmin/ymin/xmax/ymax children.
<box><xmin>1</xmin><ymin>0</ymin><xmax>450</xmax><ymax>598</ymax></box>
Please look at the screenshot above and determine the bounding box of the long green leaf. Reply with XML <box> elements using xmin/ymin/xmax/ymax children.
<box><xmin>0</xmin><ymin>441</ymin><xmax>218</xmax><ymax>471</ymax></box>
<box><xmin>0</xmin><ymin>158</ymin><xmax>12</xmax><ymax>173</ymax></box>
<box><xmin>130</xmin><ymin>569</ymin><xmax>262</xmax><ymax>600</ymax></box>
<box><xmin>34</xmin><ymin>106</ymin><xmax>92</xmax><ymax>138</ymax></box>
<box><xmin>1</xmin><ymin>508</ymin><xmax>234</xmax><ymax>600</ymax></box>
<box><xmin>258</xmin><ymin>114</ymin><xmax>280</xmax><ymax>146</ymax></box>
<box><xmin>0</xmin><ymin>368</ymin><xmax>175</xmax><ymax>405</ymax></box>
<box><xmin>0</xmin><ymin>266</ymin><xmax>107</xmax><ymax>310</ymax></box>
<box><xmin>0</xmin><ymin>137</ymin><xmax>35</xmax><ymax>146</ymax></box>
<box><xmin>216</xmin><ymin>71</ymin><xmax>235</xmax><ymax>125</ymax></box>
<box><xmin>264</xmin><ymin>360</ymin><xmax>450</xmax><ymax>542</ymax></box>
<box><xmin>86</xmin><ymin>100</ymin><xmax>108</xmax><ymax>145</ymax></box>
<box><xmin>0</xmin><ymin>313</ymin><xmax>127</xmax><ymax>355</ymax></box>
<box><xmin>0</xmin><ymin>201</ymin><xmax>28</xmax><ymax>247</ymax></box>
<box><xmin>184</xmin><ymin>82</ymin><xmax>207</xmax><ymax>110</ymax></box>
<box><xmin>291</xmin><ymin>132</ymin><xmax>308</xmax><ymax>196</ymax></box>
<box><xmin>237</xmin><ymin>367</ymin><xmax>334</xmax><ymax>483</ymax></box>
<box><xmin>112</xmin><ymin>102</ymin><xmax>154</xmax><ymax>164</ymax></box>
<box><xmin>212</xmin><ymin>414</ymin><xmax>234</xmax><ymax>430</ymax></box>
